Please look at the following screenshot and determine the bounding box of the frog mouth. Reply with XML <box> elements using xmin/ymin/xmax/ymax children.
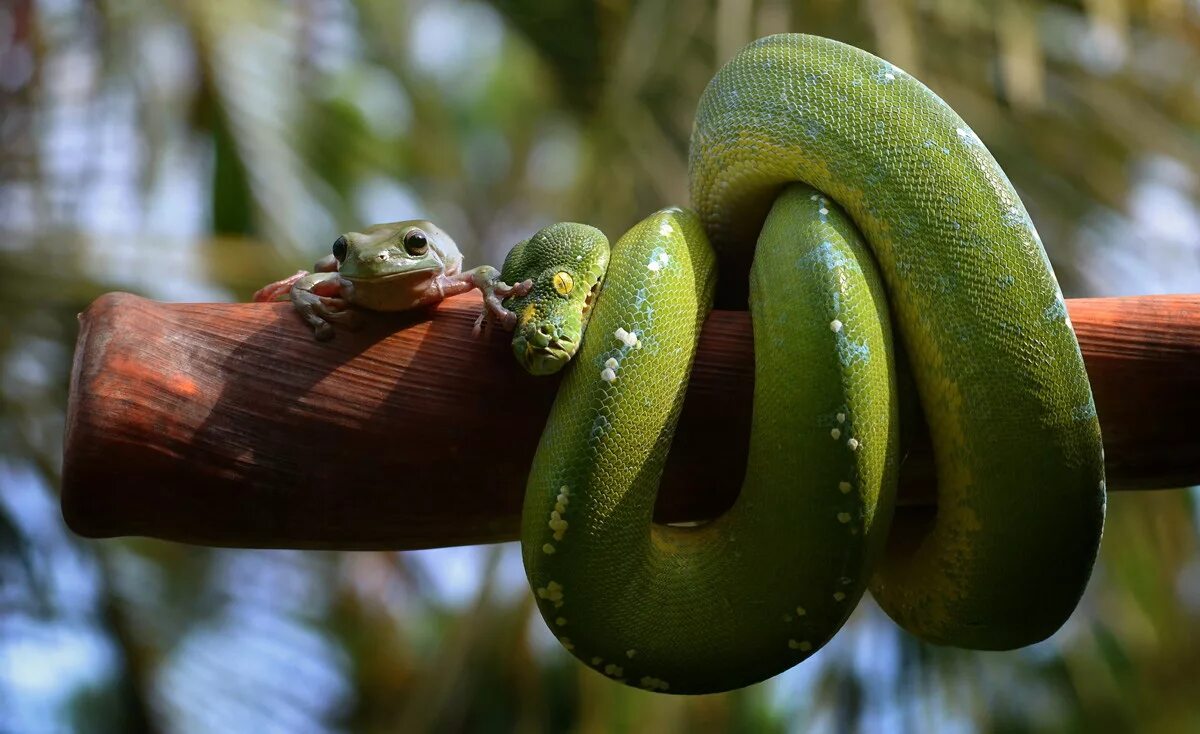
<box><xmin>340</xmin><ymin>264</ymin><xmax>441</xmax><ymax>282</ymax></box>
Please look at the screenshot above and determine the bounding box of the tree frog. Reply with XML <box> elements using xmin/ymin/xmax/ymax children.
<box><xmin>254</xmin><ymin>220</ymin><xmax>531</xmax><ymax>340</ymax></box>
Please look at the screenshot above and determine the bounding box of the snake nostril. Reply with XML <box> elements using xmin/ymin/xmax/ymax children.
<box><xmin>539</xmin><ymin>324</ymin><xmax>554</xmax><ymax>336</ymax></box>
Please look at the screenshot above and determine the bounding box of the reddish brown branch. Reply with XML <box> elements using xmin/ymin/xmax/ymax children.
<box><xmin>62</xmin><ymin>293</ymin><xmax>1200</xmax><ymax>550</ymax></box>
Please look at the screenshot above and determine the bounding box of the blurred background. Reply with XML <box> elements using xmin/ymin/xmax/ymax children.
<box><xmin>2</xmin><ymin>0</ymin><xmax>1199</xmax><ymax>731</ymax></box>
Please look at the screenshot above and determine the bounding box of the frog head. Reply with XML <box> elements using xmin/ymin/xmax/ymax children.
<box><xmin>333</xmin><ymin>220</ymin><xmax>463</xmax><ymax>311</ymax></box>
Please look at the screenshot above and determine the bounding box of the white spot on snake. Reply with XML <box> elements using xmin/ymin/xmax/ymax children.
<box><xmin>604</xmin><ymin>357</ymin><xmax>619</xmax><ymax>370</ymax></box>
<box><xmin>556</xmin><ymin>617</ymin><xmax>567</xmax><ymax>626</ymax></box>
<box><xmin>1099</xmin><ymin>479</ymin><xmax>1106</xmax><ymax>492</ymax></box>
<box><xmin>837</xmin><ymin>512</ymin><xmax>851</xmax><ymax>523</ymax></box>
<box><xmin>604</xmin><ymin>663</ymin><xmax>624</xmax><ymax>677</ymax></box>
<box><xmin>839</xmin><ymin>481</ymin><xmax>851</xmax><ymax>494</ymax></box>
<box><xmin>600</xmin><ymin>367</ymin><xmax>617</xmax><ymax>382</ymax></box>
<box><xmin>847</xmin><ymin>438</ymin><xmax>860</xmax><ymax>451</ymax></box>
<box><xmin>591</xmin><ymin>657</ymin><xmax>603</xmax><ymax>666</ymax></box>
<box><xmin>833</xmin><ymin>592</ymin><xmax>846</xmax><ymax>602</ymax></box>
<box><xmin>788</xmin><ymin>639</ymin><xmax>812</xmax><ymax>652</ymax></box>
<box><xmin>819</xmin><ymin>207</ymin><xmax>829</xmax><ymax>217</ymax></box>
<box><xmin>560</xmin><ymin>637</ymin><xmax>574</xmax><ymax>651</ymax></box>
<box><xmin>549</xmin><ymin>508</ymin><xmax>568</xmax><ymax>541</ymax></box>
<box><xmin>542</xmin><ymin>543</ymin><xmax>555</xmax><ymax>554</ymax></box>
<box><xmin>647</xmin><ymin>260</ymin><xmax>662</xmax><ymax>272</ymax></box>
<box><xmin>956</xmin><ymin>127</ymin><xmax>981</xmax><ymax>145</ymax></box>
<box><xmin>830</xmin><ymin>428</ymin><xmax>841</xmax><ymax>440</ymax></box>
<box><xmin>836</xmin><ymin>412</ymin><xmax>846</xmax><ymax>423</ymax></box>
<box><xmin>658</xmin><ymin>221</ymin><xmax>674</xmax><ymax>237</ymax></box>
<box><xmin>830</xmin><ymin>319</ymin><xmax>843</xmax><ymax>332</ymax></box>
<box><xmin>615</xmin><ymin>327</ymin><xmax>639</xmax><ymax>347</ymax></box>
<box><xmin>640</xmin><ymin>676</ymin><xmax>670</xmax><ymax>691</ymax></box>
<box><xmin>537</xmin><ymin>581</ymin><xmax>564</xmax><ymax>604</ymax></box>
<box><xmin>796</xmin><ymin>606</ymin><xmax>806</xmax><ymax>616</ymax></box>
<box><xmin>626</xmin><ymin>649</ymin><xmax>637</xmax><ymax>658</ymax></box>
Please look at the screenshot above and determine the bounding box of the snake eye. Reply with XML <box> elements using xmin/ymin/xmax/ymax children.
<box><xmin>403</xmin><ymin>228</ymin><xmax>429</xmax><ymax>255</ymax></box>
<box><xmin>332</xmin><ymin>235</ymin><xmax>348</xmax><ymax>262</ymax></box>
<box><xmin>552</xmin><ymin>271</ymin><xmax>574</xmax><ymax>296</ymax></box>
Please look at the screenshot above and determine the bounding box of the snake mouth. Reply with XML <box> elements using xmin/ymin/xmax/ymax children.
<box><xmin>581</xmin><ymin>278</ymin><xmax>602</xmax><ymax>326</ymax></box>
<box><xmin>522</xmin><ymin>341</ymin><xmax>576</xmax><ymax>376</ymax></box>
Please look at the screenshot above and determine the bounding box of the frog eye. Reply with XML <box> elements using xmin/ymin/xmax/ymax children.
<box><xmin>552</xmin><ymin>271</ymin><xmax>574</xmax><ymax>296</ymax></box>
<box><xmin>403</xmin><ymin>228</ymin><xmax>429</xmax><ymax>255</ymax></box>
<box><xmin>332</xmin><ymin>235</ymin><xmax>348</xmax><ymax>262</ymax></box>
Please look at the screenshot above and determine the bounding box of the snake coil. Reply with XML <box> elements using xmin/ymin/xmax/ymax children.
<box><xmin>506</xmin><ymin>34</ymin><xmax>1105</xmax><ymax>694</ymax></box>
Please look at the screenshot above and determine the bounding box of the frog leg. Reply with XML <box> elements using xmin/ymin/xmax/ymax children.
<box><xmin>253</xmin><ymin>252</ymin><xmax>343</xmax><ymax>303</ymax></box>
<box><xmin>253</xmin><ymin>270</ymin><xmax>309</xmax><ymax>303</ymax></box>
<box><xmin>444</xmin><ymin>265</ymin><xmax>532</xmax><ymax>333</ymax></box>
<box><xmin>290</xmin><ymin>271</ymin><xmax>362</xmax><ymax>341</ymax></box>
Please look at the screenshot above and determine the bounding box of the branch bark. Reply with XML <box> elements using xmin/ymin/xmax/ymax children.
<box><xmin>62</xmin><ymin>293</ymin><xmax>1200</xmax><ymax>550</ymax></box>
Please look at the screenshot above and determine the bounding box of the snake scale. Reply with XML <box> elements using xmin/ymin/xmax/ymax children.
<box><xmin>502</xmin><ymin>34</ymin><xmax>1105</xmax><ymax>694</ymax></box>
<box><xmin>260</xmin><ymin>32</ymin><xmax>1106</xmax><ymax>695</ymax></box>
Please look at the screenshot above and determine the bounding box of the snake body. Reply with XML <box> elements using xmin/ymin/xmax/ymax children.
<box><xmin>507</xmin><ymin>34</ymin><xmax>1105</xmax><ymax>694</ymax></box>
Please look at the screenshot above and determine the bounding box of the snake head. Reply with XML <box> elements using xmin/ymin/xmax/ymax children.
<box><xmin>500</xmin><ymin>223</ymin><xmax>610</xmax><ymax>376</ymax></box>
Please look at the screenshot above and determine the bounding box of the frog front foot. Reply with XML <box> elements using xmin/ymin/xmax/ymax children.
<box><xmin>465</xmin><ymin>265</ymin><xmax>532</xmax><ymax>334</ymax></box>
<box><xmin>289</xmin><ymin>271</ymin><xmax>363</xmax><ymax>341</ymax></box>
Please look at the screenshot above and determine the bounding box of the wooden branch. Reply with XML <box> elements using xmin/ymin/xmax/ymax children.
<box><xmin>62</xmin><ymin>293</ymin><xmax>1200</xmax><ymax>551</ymax></box>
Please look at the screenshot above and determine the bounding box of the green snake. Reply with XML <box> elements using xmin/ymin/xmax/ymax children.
<box><xmin>259</xmin><ymin>33</ymin><xmax>1106</xmax><ymax>694</ymax></box>
<box><xmin>502</xmin><ymin>34</ymin><xmax>1105</xmax><ymax>694</ymax></box>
